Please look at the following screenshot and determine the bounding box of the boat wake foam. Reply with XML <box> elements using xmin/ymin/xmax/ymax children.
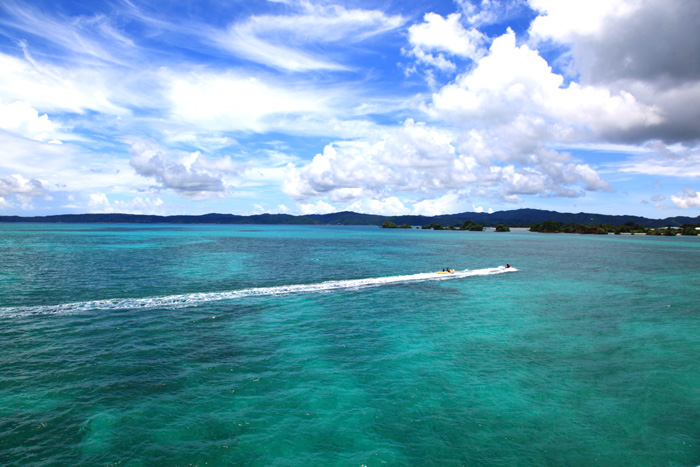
<box><xmin>1</xmin><ymin>266</ymin><xmax>516</xmax><ymax>317</ymax></box>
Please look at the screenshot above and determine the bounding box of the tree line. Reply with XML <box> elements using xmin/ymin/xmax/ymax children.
<box><xmin>381</xmin><ymin>220</ymin><xmax>510</xmax><ymax>232</ymax></box>
<box><xmin>529</xmin><ymin>220</ymin><xmax>700</xmax><ymax>235</ymax></box>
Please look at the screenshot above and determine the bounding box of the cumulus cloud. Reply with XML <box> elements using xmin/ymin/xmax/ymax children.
<box><xmin>530</xmin><ymin>0</ymin><xmax>700</xmax><ymax>85</ymax></box>
<box><xmin>283</xmin><ymin>117</ymin><xmax>612</xmax><ymax>213</ymax></box>
<box><xmin>528</xmin><ymin>0</ymin><xmax>700</xmax><ymax>144</ymax></box>
<box><xmin>88</xmin><ymin>193</ymin><xmax>110</xmax><ymax>211</ymax></box>
<box><xmin>671</xmin><ymin>189</ymin><xmax>700</xmax><ymax>209</ymax></box>
<box><xmin>283</xmin><ymin>119</ymin><xmax>478</xmax><ymax>202</ymax></box>
<box><xmin>428</xmin><ymin>29</ymin><xmax>661</xmax><ymax>141</ymax></box>
<box><xmin>529</xmin><ymin>0</ymin><xmax>638</xmax><ymax>43</ymax></box>
<box><xmin>0</xmin><ymin>101</ymin><xmax>61</xmax><ymax>143</ymax></box>
<box><xmin>0</xmin><ymin>174</ymin><xmax>49</xmax><ymax>205</ymax></box>
<box><xmin>130</xmin><ymin>141</ymin><xmax>237</xmax><ymax>200</ymax></box>
<box><xmin>407</xmin><ymin>13</ymin><xmax>485</xmax><ymax>71</ymax></box>
<box><xmin>494</xmin><ymin>160</ymin><xmax>612</xmax><ymax>200</ymax></box>
<box><xmin>280</xmin><ymin>1</ymin><xmax>697</xmax><ymax>215</ymax></box>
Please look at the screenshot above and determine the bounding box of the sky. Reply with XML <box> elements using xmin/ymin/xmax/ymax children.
<box><xmin>1</xmin><ymin>0</ymin><xmax>699</xmax><ymax>218</ymax></box>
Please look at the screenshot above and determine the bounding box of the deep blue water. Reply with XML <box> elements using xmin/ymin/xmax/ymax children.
<box><xmin>1</xmin><ymin>224</ymin><xmax>699</xmax><ymax>466</ymax></box>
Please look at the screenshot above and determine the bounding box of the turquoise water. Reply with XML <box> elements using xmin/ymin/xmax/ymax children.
<box><xmin>1</xmin><ymin>224</ymin><xmax>699</xmax><ymax>466</ymax></box>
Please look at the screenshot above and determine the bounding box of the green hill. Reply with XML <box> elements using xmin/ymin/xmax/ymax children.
<box><xmin>1</xmin><ymin>209</ymin><xmax>697</xmax><ymax>228</ymax></box>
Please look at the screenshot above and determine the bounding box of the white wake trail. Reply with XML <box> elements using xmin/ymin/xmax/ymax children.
<box><xmin>1</xmin><ymin>266</ymin><xmax>516</xmax><ymax>317</ymax></box>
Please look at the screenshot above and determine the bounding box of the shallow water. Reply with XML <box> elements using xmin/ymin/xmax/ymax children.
<box><xmin>1</xmin><ymin>224</ymin><xmax>699</xmax><ymax>466</ymax></box>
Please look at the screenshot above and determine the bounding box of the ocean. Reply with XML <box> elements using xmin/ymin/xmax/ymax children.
<box><xmin>1</xmin><ymin>223</ymin><xmax>699</xmax><ymax>466</ymax></box>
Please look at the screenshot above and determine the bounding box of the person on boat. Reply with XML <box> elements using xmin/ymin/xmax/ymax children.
<box><xmin>506</xmin><ymin>263</ymin><xmax>511</xmax><ymax>268</ymax></box>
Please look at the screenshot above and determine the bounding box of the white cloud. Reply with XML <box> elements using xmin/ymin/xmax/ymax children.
<box><xmin>283</xmin><ymin>119</ymin><xmax>477</xmax><ymax>202</ymax></box>
<box><xmin>528</xmin><ymin>0</ymin><xmax>700</xmax><ymax>143</ymax></box>
<box><xmin>0</xmin><ymin>130</ymin><xmax>145</xmax><ymax>196</ymax></box>
<box><xmin>414</xmin><ymin>27</ymin><xmax>677</xmax><ymax>202</ymax></box>
<box><xmin>0</xmin><ymin>1</ymin><xmax>136</xmax><ymax>65</ymax></box>
<box><xmin>428</xmin><ymin>29</ymin><xmax>661</xmax><ymax>139</ymax></box>
<box><xmin>410</xmin><ymin>49</ymin><xmax>457</xmax><ymax>73</ymax></box>
<box><xmin>528</xmin><ymin>0</ymin><xmax>699</xmax><ymax>85</ymax></box>
<box><xmin>671</xmin><ymin>189</ymin><xmax>700</xmax><ymax>209</ymax></box>
<box><xmin>0</xmin><ymin>52</ymin><xmax>130</xmax><ymax>115</ymax></box>
<box><xmin>284</xmin><ymin>114</ymin><xmax>614</xmax><ymax>210</ymax></box>
<box><xmin>129</xmin><ymin>141</ymin><xmax>230</xmax><ymax>200</ymax></box>
<box><xmin>0</xmin><ymin>174</ymin><xmax>49</xmax><ymax>204</ymax></box>
<box><xmin>216</xmin><ymin>26</ymin><xmax>343</xmax><ymax>72</ymax></box>
<box><xmin>0</xmin><ymin>101</ymin><xmax>60</xmax><ymax>142</ymax></box>
<box><xmin>167</xmin><ymin>71</ymin><xmax>327</xmax><ymax>133</ymax></box>
<box><xmin>498</xmin><ymin>166</ymin><xmax>551</xmax><ymax>196</ymax></box>
<box><xmin>611</xmin><ymin>143</ymin><xmax>700</xmax><ymax>177</ymax></box>
<box><xmin>407</xmin><ymin>13</ymin><xmax>485</xmax><ymax>70</ymax></box>
<box><xmin>0</xmin><ymin>45</ymin><xmax>385</xmax><ymax>144</ymax></box>
<box><xmin>347</xmin><ymin>196</ymin><xmax>410</xmax><ymax>215</ymax></box>
<box><xmin>163</xmin><ymin>132</ymin><xmax>238</xmax><ymax>153</ymax></box>
<box><xmin>566</xmin><ymin>163</ymin><xmax>613</xmax><ymax>192</ymax></box>
<box><xmin>88</xmin><ymin>193</ymin><xmax>110</xmax><ymax>211</ymax></box>
<box><xmin>412</xmin><ymin>192</ymin><xmax>465</xmax><ymax>216</ymax></box>
<box><xmin>88</xmin><ymin>192</ymin><xmax>165</xmax><ymax>214</ymax></box>
<box><xmin>215</xmin><ymin>3</ymin><xmax>405</xmax><ymax>71</ymax></box>
<box><xmin>299</xmin><ymin>199</ymin><xmax>337</xmax><ymax>215</ymax></box>
<box><xmin>472</xmin><ymin>204</ymin><xmax>494</xmax><ymax>214</ymax></box>
<box><xmin>529</xmin><ymin>0</ymin><xmax>639</xmax><ymax>42</ymax></box>
<box><xmin>188</xmin><ymin>152</ymin><xmax>244</xmax><ymax>175</ymax></box>
<box><xmin>459</xmin><ymin>0</ymin><xmax>532</xmax><ymax>27</ymax></box>
<box><xmin>494</xmin><ymin>160</ymin><xmax>612</xmax><ymax>199</ymax></box>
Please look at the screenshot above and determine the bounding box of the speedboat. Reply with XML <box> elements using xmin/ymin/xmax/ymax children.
<box><xmin>437</xmin><ymin>269</ymin><xmax>455</xmax><ymax>274</ymax></box>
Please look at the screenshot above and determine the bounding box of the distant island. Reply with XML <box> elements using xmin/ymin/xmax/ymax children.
<box><xmin>382</xmin><ymin>220</ymin><xmax>507</xmax><ymax>231</ymax></box>
<box><xmin>529</xmin><ymin>220</ymin><xmax>699</xmax><ymax>236</ymax></box>
<box><xmin>1</xmin><ymin>208</ymin><xmax>699</xmax><ymax>231</ymax></box>
<box><xmin>383</xmin><ymin>218</ymin><xmax>698</xmax><ymax>235</ymax></box>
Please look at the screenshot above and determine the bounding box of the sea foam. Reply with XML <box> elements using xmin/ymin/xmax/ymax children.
<box><xmin>1</xmin><ymin>266</ymin><xmax>516</xmax><ymax>317</ymax></box>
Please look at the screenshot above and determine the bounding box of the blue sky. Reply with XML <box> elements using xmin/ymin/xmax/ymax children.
<box><xmin>1</xmin><ymin>0</ymin><xmax>699</xmax><ymax>218</ymax></box>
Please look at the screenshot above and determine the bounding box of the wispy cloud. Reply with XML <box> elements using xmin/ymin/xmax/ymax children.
<box><xmin>0</xmin><ymin>1</ymin><xmax>137</xmax><ymax>66</ymax></box>
<box><xmin>212</xmin><ymin>2</ymin><xmax>405</xmax><ymax>71</ymax></box>
<box><xmin>0</xmin><ymin>52</ymin><xmax>132</xmax><ymax>115</ymax></box>
<box><xmin>612</xmin><ymin>148</ymin><xmax>700</xmax><ymax>178</ymax></box>
<box><xmin>166</xmin><ymin>70</ymin><xmax>329</xmax><ymax>133</ymax></box>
